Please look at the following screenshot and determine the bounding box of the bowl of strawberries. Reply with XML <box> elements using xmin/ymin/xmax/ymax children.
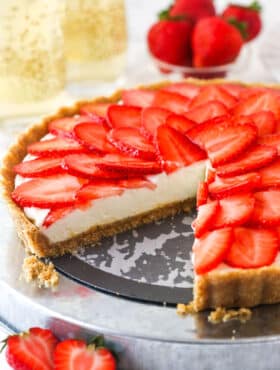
<box><xmin>147</xmin><ymin>0</ymin><xmax>262</xmax><ymax>79</ymax></box>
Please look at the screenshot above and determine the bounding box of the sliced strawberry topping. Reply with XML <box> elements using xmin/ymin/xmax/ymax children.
<box><xmin>14</xmin><ymin>157</ymin><xmax>64</xmax><ymax>177</ymax></box>
<box><xmin>77</xmin><ymin>181</ymin><xmax>124</xmax><ymax>201</ymax></box>
<box><xmin>220</xmin><ymin>83</ymin><xmax>245</xmax><ymax>98</ymax></box>
<box><xmin>141</xmin><ymin>107</ymin><xmax>171</xmax><ymax>140</ymax></box>
<box><xmin>28</xmin><ymin>137</ymin><xmax>85</xmax><ymax>157</ymax></box>
<box><xmin>209</xmin><ymin>172</ymin><xmax>261</xmax><ymax>199</ymax></box>
<box><xmin>258</xmin><ymin>158</ymin><xmax>280</xmax><ymax>189</ymax></box>
<box><xmin>251</xmin><ymin>190</ymin><xmax>280</xmax><ymax>226</ymax></box>
<box><xmin>80</xmin><ymin>102</ymin><xmax>110</xmax><ymax>118</ymax></box>
<box><xmin>156</xmin><ymin>125</ymin><xmax>206</xmax><ymax>172</ymax></box>
<box><xmin>184</xmin><ymin>101</ymin><xmax>228</xmax><ymax>123</ymax></box>
<box><xmin>189</xmin><ymin>85</ymin><xmax>237</xmax><ymax>110</ymax></box>
<box><xmin>162</xmin><ymin>83</ymin><xmax>200</xmax><ymax>99</ymax></box>
<box><xmin>49</xmin><ymin>115</ymin><xmax>98</xmax><ymax>138</ymax></box>
<box><xmin>206</xmin><ymin>168</ymin><xmax>216</xmax><ymax>184</ymax></box>
<box><xmin>166</xmin><ymin>114</ymin><xmax>195</xmax><ymax>134</ymax></box>
<box><xmin>193</xmin><ymin>227</ymin><xmax>233</xmax><ymax>274</ymax></box>
<box><xmin>117</xmin><ymin>177</ymin><xmax>156</xmax><ymax>190</ymax></box>
<box><xmin>259</xmin><ymin>132</ymin><xmax>280</xmax><ymax>154</ymax></box>
<box><xmin>107</xmin><ymin>105</ymin><xmax>142</xmax><ymax>128</ymax></box>
<box><xmin>108</xmin><ymin>127</ymin><xmax>156</xmax><ymax>160</ymax></box>
<box><xmin>225</xmin><ymin>227</ymin><xmax>278</xmax><ymax>269</ymax></box>
<box><xmin>12</xmin><ymin>174</ymin><xmax>84</xmax><ymax>208</ymax></box>
<box><xmin>152</xmin><ymin>90</ymin><xmax>190</xmax><ymax>114</ymax></box>
<box><xmin>248</xmin><ymin>111</ymin><xmax>277</xmax><ymax>136</ymax></box>
<box><xmin>192</xmin><ymin>201</ymin><xmax>219</xmax><ymax>238</ymax></box>
<box><xmin>43</xmin><ymin>206</ymin><xmax>75</xmax><ymax>228</ymax></box>
<box><xmin>122</xmin><ymin>89</ymin><xmax>155</xmax><ymax>107</ymax></box>
<box><xmin>196</xmin><ymin>181</ymin><xmax>209</xmax><ymax>207</ymax></box>
<box><xmin>74</xmin><ymin>122</ymin><xmax>117</xmax><ymax>153</ymax></box>
<box><xmin>216</xmin><ymin>145</ymin><xmax>277</xmax><ymax>177</ymax></box>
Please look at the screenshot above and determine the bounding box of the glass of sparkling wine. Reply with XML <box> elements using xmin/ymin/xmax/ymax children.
<box><xmin>0</xmin><ymin>0</ymin><xmax>66</xmax><ymax>118</ymax></box>
<box><xmin>64</xmin><ymin>0</ymin><xmax>127</xmax><ymax>82</ymax></box>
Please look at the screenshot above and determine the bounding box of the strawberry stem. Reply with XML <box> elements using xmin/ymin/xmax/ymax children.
<box><xmin>0</xmin><ymin>339</ymin><xmax>7</xmax><ymax>354</ymax></box>
<box><xmin>249</xmin><ymin>1</ymin><xmax>262</xmax><ymax>12</ymax></box>
<box><xmin>158</xmin><ymin>5</ymin><xmax>187</xmax><ymax>21</ymax></box>
<box><xmin>227</xmin><ymin>17</ymin><xmax>248</xmax><ymax>39</ymax></box>
<box><xmin>88</xmin><ymin>335</ymin><xmax>105</xmax><ymax>348</ymax></box>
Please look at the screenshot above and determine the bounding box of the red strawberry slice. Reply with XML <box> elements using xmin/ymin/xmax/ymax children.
<box><xmin>234</xmin><ymin>92</ymin><xmax>280</xmax><ymax>120</ymax></box>
<box><xmin>156</xmin><ymin>125</ymin><xmax>206</xmax><ymax>172</ymax></box>
<box><xmin>107</xmin><ymin>105</ymin><xmax>142</xmax><ymax>128</ymax></box>
<box><xmin>117</xmin><ymin>177</ymin><xmax>156</xmax><ymax>190</ymax></box>
<box><xmin>248</xmin><ymin>111</ymin><xmax>277</xmax><ymax>136</ymax></box>
<box><xmin>225</xmin><ymin>227</ymin><xmax>278</xmax><ymax>269</ymax></box>
<box><xmin>43</xmin><ymin>206</ymin><xmax>74</xmax><ymax>228</ymax></box>
<box><xmin>209</xmin><ymin>172</ymin><xmax>261</xmax><ymax>199</ymax></box>
<box><xmin>258</xmin><ymin>158</ymin><xmax>280</xmax><ymax>189</ymax></box>
<box><xmin>95</xmin><ymin>154</ymin><xmax>162</xmax><ymax>175</ymax></box>
<box><xmin>206</xmin><ymin>168</ymin><xmax>216</xmax><ymax>184</ymax></box>
<box><xmin>6</xmin><ymin>327</ymin><xmax>58</xmax><ymax>370</ymax></box>
<box><xmin>49</xmin><ymin>115</ymin><xmax>98</xmax><ymax>138</ymax></box>
<box><xmin>213</xmin><ymin>194</ymin><xmax>255</xmax><ymax>229</ymax></box>
<box><xmin>189</xmin><ymin>85</ymin><xmax>237</xmax><ymax>110</ymax></box>
<box><xmin>220</xmin><ymin>83</ymin><xmax>245</xmax><ymax>98</ymax></box>
<box><xmin>251</xmin><ymin>190</ymin><xmax>280</xmax><ymax>226</ymax></box>
<box><xmin>239</xmin><ymin>87</ymin><xmax>280</xmax><ymax>101</ymax></box>
<box><xmin>184</xmin><ymin>101</ymin><xmax>228</xmax><ymax>123</ymax></box>
<box><xmin>14</xmin><ymin>157</ymin><xmax>64</xmax><ymax>177</ymax></box>
<box><xmin>28</xmin><ymin>137</ymin><xmax>85</xmax><ymax>157</ymax></box>
<box><xmin>141</xmin><ymin>107</ymin><xmax>171</xmax><ymax>140</ymax></box>
<box><xmin>166</xmin><ymin>114</ymin><xmax>195</xmax><ymax>134</ymax></box>
<box><xmin>108</xmin><ymin>127</ymin><xmax>156</xmax><ymax>160</ymax></box>
<box><xmin>122</xmin><ymin>89</ymin><xmax>155</xmax><ymax>107</ymax></box>
<box><xmin>193</xmin><ymin>227</ymin><xmax>233</xmax><ymax>274</ymax></box>
<box><xmin>12</xmin><ymin>174</ymin><xmax>85</xmax><ymax>208</ymax></box>
<box><xmin>54</xmin><ymin>338</ymin><xmax>116</xmax><ymax>370</ymax></box>
<box><xmin>80</xmin><ymin>102</ymin><xmax>110</xmax><ymax>118</ymax></box>
<box><xmin>192</xmin><ymin>200</ymin><xmax>219</xmax><ymax>237</ymax></box>
<box><xmin>196</xmin><ymin>181</ymin><xmax>209</xmax><ymax>207</ymax></box>
<box><xmin>259</xmin><ymin>132</ymin><xmax>280</xmax><ymax>154</ymax></box>
<box><xmin>216</xmin><ymin>145</ymin><xmax>277</xmax><ymax>177</ymax></box>
<box><xmin>162</xmin><ymin>83</ymin><xmax>200</xmax><ymax>99</ymax></box>
<box><xmin>77</xmin><ymin>181</ymin><xmax>124</xmax><ymax>201</ymax></box>
<box><xmin>152</xmin><ymin>90</ymin><xmax>190</xmax><ymax>114</ymax></box>
<box><xmin>74</xmin><ymin>122</ymin><xmax>117</xmax><ymax>153</ymax></box>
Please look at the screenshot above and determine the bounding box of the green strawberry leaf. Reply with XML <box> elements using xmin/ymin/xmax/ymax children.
<box><xmin>249</xmin><ymin>1</ymin><xmax>262</xmax><ymax>12</ymax></box>
<box><xmin>158</xmin><ymin>4</ymin><xmax>188</xmax><ymax>21</ymax></box>
<box><xmin>228</xmin><ymin>17</ymin><xmax>248</xmax><ymax>40</ymax></box>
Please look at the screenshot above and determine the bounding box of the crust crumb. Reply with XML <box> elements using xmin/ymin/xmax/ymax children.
<box><xmin>22</xmin><ymin>256</ymin><xmax>59</xmax><ymax>288</ymax></box>
<box><xmin>176</xmin><ymin>302</ymin><xmax>196</xmax><ymax>316</ymax></box>
<box><xmin>208</xmin><ymin>307</ymin><xmax>252</xmax><ymax>324</ymax></box>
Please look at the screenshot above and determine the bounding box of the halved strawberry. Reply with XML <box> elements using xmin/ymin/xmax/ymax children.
<box><xmin>117</xmin><ymin>177</ymin><xmax>156</xmax><ymax>190</ymax></box>
<box><xmin>189</xmin><ymin>85</ymin><xmax>237</xmax><ymax>110</ymax></box>
<box><xmin>54</xmin><ymin>338</ymin><xmax>116</xmax><ymax>370</ymax></box>
<box><xmin>95</xmin><ymin>154</ymin><xmax>162</xmax><ymax>175</ymax></box>
<box><xmin>162</xmin><ymin>83</ymin><xmax>200</xmax><ymax>99</ymax></box>
<box><xmin>28</xmin><ymin>137</ymin><xmax>85</xmax><ymax>157</ymax></box>
<box><xmin>14</xmin><ymin>157</ymin><xmax>64</xmax><ymax>177</ymax></box>
<box><xmin>49</xmin><ymin>115</ymin><xmax>98</xmax><ymax>138</ymax></box>
<box><xmin>166</xmin><ymin>114</ymin><xmax>195</xmax><ymax>134</ymax></box>
<box><xmin>74</xmin><ymin>122</ymin><xmax>117</xmax><ymax>153</ymax></box>
<box><xmin>156</xmin><ymin>125</ymin><xmax>206</xmax><ymax>172</ymax></box>
<box><xmin>220</xmin><ymin>83</ymin><xmax>245</xmax><ymax>98</ymax></box>
<box><xmin>215</xmin><ymin>145</ymin><xmax>277</xmax><ymax>177</ymax></box>
<box><xmin>209</xmin><ymin>172</ymin><xmax>261</xmax><ymax>199</ymax></box>
<box><xmin>80</xmin><ymin>102</ymin><xmax>111</xmax><ymax>118</ymax></box>
<box><xmin>239</xmin><ymin>87</ymin><xmax>280</xmax><ymax>101</ymax></box>
<box><xmin>141</xmin><ymin>107</ymin><xmax>171</xmax><ymax>140</ymax></box>
<box><xmin>258</xmin><ymin>158</ymin><xmax>280</xmax><ymax>189</ymax></box>
<box><xmin>196</xmin><ymin>181</ymin><xmax>209</xmax><ymax>207</ymax></box>
<box><xmin>107</xmin><ymin>105</ymin><xmax>142</xmax><ymax>128</ymax></box>
<box><xmin>184</xmin><ymin>101</ymin><xmax>228</xmax><ymax>123</ymax></box>
<box><xmin>193</xmin><ymin>227</ymin><xmax>233</xmax><ymax>274</ymax></box>
<box><xmin>259</xmin><ymin>132</ymin><xmax>280</xmax><ymax>154</ymax></box>
<box><xmin>192</xmin><ymin>200</ymin><xmax>219</xmax><ymax>237</ymax></box>
<box><xmin>6</xmin><ymin>327</ymin><xmax>58</xmax><ymax>370</ymax></box>
<box><xmin>12</xmin><ymin>174</ymin><xmax>85</xmax><ymax>208</ymax></box>
<box><xmin>108</xmin><ymin>127</ymin><xmax>156</xmax><ymax>160</ymax></box>
<box><xmin>122</xmin><ymin>89</ymin><xmax>155</xmax><ymax>107</ymax></box>
<box><xmin>248</xmin><ymin>111</ymin><xmax>277</xmax><ymax>136</ymax></box>
<box><xmin>152</xmin><ymin>90</ymin><xmax>190</xmax><ymax>114</ymax></box>
<box><xmin>225</xmin><ymin>227</ymin><xmax>278</xmax><ymax>269</ymax></box>
<box><xmin>251</xmin><ymin>190</ymin><xmax>280</xmax><ymax>226</ymax></box>
<box><xmin>77</xmin><ymin>181</ymin><xmax>124</xmax><ymax>201</ymax></box>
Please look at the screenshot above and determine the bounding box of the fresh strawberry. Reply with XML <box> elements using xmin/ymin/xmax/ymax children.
<box><xmin>80</xmin><ymin>102</ymin><xmax>111</xmax><ymax>118</ymax></box>
<box><xmin>108</xmin><ymin>127</ymin><xmax>156</xmax><ymax>160</ymax></box>
<box><xmin>222</xmin><ymin>2</ymin><xmax>262</xmax><ymax>42</ymax></box>
<box><xmin>107</xmin><ymin>105</ymin><xmax>142</xmax><ymax>128</ymax></box>
<box><xmin>117</xmin><ymin>178</ymin><xmax>156</xmax><ymax>190</ymax></box>
<box><xmin>28</xmin><ymin>137</ymin><xmax>85</xmax><ymax>157</ymax></box>
<box><xmin>184</xmin><ymin>101</ymin><xmax>228</xmax><ymax>123</ymax></box>
<box><xmin>162</xmin><ymin>83</ymin><xmax>200</xmax><ymax>99</ymax></box>
<box><xmin>156</xmin><ymin>125</ymin><xmax>206</xmax><ymax>172</ymax></box>
<box><xmin>147</xmin><ymin>18</ymin><xmax>193</xmax><ymax>66</ymax></box>
<box><xmin>170</xmin><ymin>0</ymin><xmax>216</xmax><ymax>22</ymax></box>
<box><xmin>251</xmin><ymin>190</ymin><xmax>280</xmax><ymax>226</ymax></box>
<box><xmin>189</xmin><ymin>85</ymin><xmax>237</xmax><ymax>110</ymax></box>
<box><xmin>238</xmin><ymin>87</ymin><xmax>280</xmax><ymax>101</ymax></box>
<box><xmin>219</xmin><ymin>83</ymin><xmax>245</xmax><ymax>98</ymax></box>
<box><xmin>247</xmin><ymin>111</ymin><xmax>277</xmax><ymax>136</ymax></box>
<box><xmin>206</xmin><ymin>168</ymin><xmax>216</xmax><ymax>184</ymax></box>
<box><xmin>43</xmin><ymin>206</ymin><xmax>75</xmax><ymax>228</ymax></box>
<box><xmin>196</xmin><ymin>181</ymin><xmax>209</xmax><ymax>207</ymax></box>
<box><xmin>215</xmin><ymin>145</ymin><xmax>277</xmax><ymax>177</ymax></box>
<box><xmin>95</xmin><ymin>154</ymin><xmax>162</xmax><ymax>175</ymax></box>
<box><xmin>122</xmin><ymin>89</ymin><xmax>155</xmax><ymax>108</ymax></box>
<box><xmin>259</xmin><ymin>133</ymin><xmax>280</xmax><ymax>154</ymax></box>
<box><xmin>192</xmin><ymin>200</ymin><xmax>219</xmax><ymax>237</ymax></box>
<box><xmin>53</xmin><ymin>337</ymin><xmax>116</xmax><ymax>370</ymax></box>
<box><xmin>192</xmin><ymin>17</ymin><xmax>244</xmax><ymax>67</ymax></box>
<box><xmin>193</xmin><ymin>227</ymin><xmax>233</xmax><ymax>274</ymax></box>
<box><xmin>14</xmin><ymin>157</ymin><xmax>64</xmax><ymax>177</ymax></box>
<box><xmin>49</xmin><ymin>116</ymin><xmax>97</xmax><ymax>138</ymax></box>
<box><xmin>152</xmin><ymin>90</ymin><xmax>190</xmax><ymax>114</ymax></box>
<box><xmin>5</xmin><ymin>327</ymin><xmax>58</xmax><ymax>370</ymax></box>
<box><xmin>166</xmin><ymin>114</ymin><xmax>195</xmax><ymax>134</ymax></box>
<box><xmin>258</xmin><ymin>158</ymin><xmax>280</xmax><ymax>189</ymax></box>
<box><xmin>141</xmin><ymin>107</ymin><xmax>171</xmax><ymax>140</ymax></box>
<box><xmin>209</xmin><ymin>172</ymin><xmax>261</xmax><ymax>199</ymax></box>
<box><xmin>12</xmin><ymin>174</ymin><xmax>85</xmax><ymax>208</ymax></box>
<box><xmin>225</xmin><ymin>227</ymin><xmax>278</xmax><ymax>268</ymax></box>
<box><xmin>74</xmin><ymin>122</ymin><xmax>117</xmax><ymax>154</ymax></box>
<box><xmin>77</xmin><ymin>182</ymin><xmax>124</xmax><ymax>201</ymax></box>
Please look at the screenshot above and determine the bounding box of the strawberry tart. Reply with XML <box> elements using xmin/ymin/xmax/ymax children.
<box><xmin>2</xmin><ymin>79</ymin><xmax>280</xmax><ymax>311</ymax></box>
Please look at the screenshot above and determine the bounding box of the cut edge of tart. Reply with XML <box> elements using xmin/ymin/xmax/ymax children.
<box><xmin>2</xmin><ymin>78</ymin><xmax>280</xmax><ymax>312</ymax></box>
